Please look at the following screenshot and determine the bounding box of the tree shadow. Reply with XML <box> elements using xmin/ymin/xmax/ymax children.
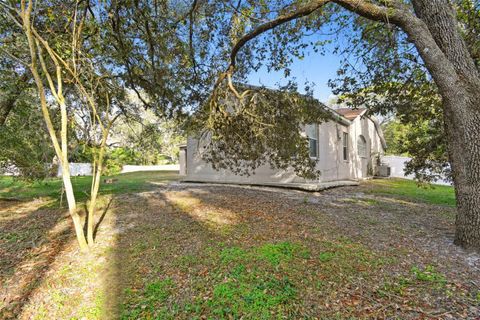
<box><xmin>93</xmin><ymin>197</ymin><xmax>113</xmax><ymax>240</ymax></box>
<box><xmin>102</xmin><ymin>185</ymin><xmax>328</xmax><ymax>317</ymax></box>
<box><xmin>0</xmin><ymin>200</ymin><xmax>74</xmax><ymax>319</ymax></box>
<box><xmin>103</xmin><ymin>191</ymin><xmax>223</xmax><ymax>317</ymax></box>
<box><xmin>101</xmin><ymin>183</ymin><xmax>478</xmax><ymax>318</ymax></box>
<box><xmin>1</xmin><ymin>181</ymin><xmax>473</xmax><ymax>318</ymax></box>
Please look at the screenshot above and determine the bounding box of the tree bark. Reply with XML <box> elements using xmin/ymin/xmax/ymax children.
<box><xmin>443</xmin><ymin>103</ymin><xmax>480</xmax><ymax>249</ymax></box>
<box><xmin>410</xmin><ymin>0</ymin><xmax>480</xmax><ymax>250</ymax></box>
<box><xmin>86</xmin><ymin>131</ymin><xmax>108</xmax><ymax>246</ymax></box>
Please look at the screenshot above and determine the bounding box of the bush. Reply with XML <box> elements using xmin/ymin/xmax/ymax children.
<box><xmin>102</xmin><ymin>147</ymin><xmax>139</xmax><ymax>175</ymax></box>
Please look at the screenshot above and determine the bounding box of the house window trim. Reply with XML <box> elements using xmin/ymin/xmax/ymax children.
<box><xmin>342</xmin><ymin>131</ymin><xmax>349</xmax><ymax>162</ymax></box>
<box><xmin>357</xmin><ymin>135</ymin><xmax>367</xmax><ymax>158</ymax></box>
<box><xmin>307</xmin><ymin>124</ymin><xmax>319</xmax><ymax>159</ymax></box>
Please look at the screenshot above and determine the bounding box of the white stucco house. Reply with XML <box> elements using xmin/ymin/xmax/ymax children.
<box><xmin>179</xmin><ymin>100</ymin><xmax>387</xmax><ymax>190</ymax></box>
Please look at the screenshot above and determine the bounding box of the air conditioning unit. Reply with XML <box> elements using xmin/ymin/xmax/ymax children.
<box><xmin>376</xmin><ymin>165</ymin><xmax>391</xmax><ymax>177</ymax></box>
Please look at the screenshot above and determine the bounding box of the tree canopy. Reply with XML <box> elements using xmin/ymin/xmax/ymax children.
<box><xmin>1</xmin><ymin>0</ymin><xmax>480</xmax><ymax>250</ymax></box>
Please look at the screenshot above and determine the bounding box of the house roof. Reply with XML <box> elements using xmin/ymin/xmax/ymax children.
<box><xmin>334</xmin><ymin>108</ymin><xmax>367</xmax><ymax>120</ymax></box>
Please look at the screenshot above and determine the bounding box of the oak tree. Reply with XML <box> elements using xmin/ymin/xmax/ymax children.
<box><xmin>205</xmin><ymin>0</ymin><xmax>480</xmax><ymax>250</ymax></box>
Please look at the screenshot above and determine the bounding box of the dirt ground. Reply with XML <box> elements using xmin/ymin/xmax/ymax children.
<box><xmin>1</xmin><ymin>181</ymin><xmax>479</xmax><ymax>319</ymax></box>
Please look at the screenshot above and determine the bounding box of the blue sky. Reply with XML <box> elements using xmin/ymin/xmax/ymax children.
<box><xmin>246</xmin><ymin>40</ymin><xmax>343</xmax><ymax>103</ymax></box>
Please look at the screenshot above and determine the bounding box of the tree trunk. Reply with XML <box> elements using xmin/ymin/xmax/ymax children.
<box><xmin>0</xmin><ymin>74</ymin><xmax>30</xmax><ymax>126</ymax></box>
<box><xmin>87</xmin><ymin>158</ymin><xmax>102</xmax><ymax>245</ymax></box>
<box><xmin>410</xmin><ymin>0</ymin><xmax>480</xmax><ymax>250</ymax></box>
<box><xmin>86</xmin><ymin>128</ymin><xmax>109</xmax><ymax>245</ymax></box>
<box><xmin>443</xmin><ymin>100</ymin><xmax>480</xmax><ymax>250</ymax></box>
<box><xmin>61</xmin><ymin>162</ymin><xmax>89</xmax><ymax>250</ymax></box>
<box><xmin>58</xmin><ymin>95</ymin><xmax>90</xmax><ymax>250</ymax></box>
<box><xmin>0</xmin><ymin>96</ymin><xmax>16</xmax><ymax>126</ymax></box>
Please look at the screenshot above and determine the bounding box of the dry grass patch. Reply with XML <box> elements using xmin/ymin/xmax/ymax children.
<box><xmin>0</xmin><ymin>176</ymin><xmax>478</xmax><ymax>319</ymax></box>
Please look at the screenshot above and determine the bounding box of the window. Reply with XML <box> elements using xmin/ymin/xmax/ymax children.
<box><xmin>357</xmin><ymin>135</ymin><xmax>367</xmax><ymax>158</ymax></box>
<box><xmin>306</xmin><ymin>124</ymin><xmax>318</xmax><ymax>158</ymax></box>
<box><xmin>342</xmin><ymin>132</ymin><xmax>349</xmax><ymax>161</ymax></box>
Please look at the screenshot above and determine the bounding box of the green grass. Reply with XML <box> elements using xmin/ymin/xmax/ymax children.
<box><xmin>121</xmin><ymin>241</ymin><xmax>308</xmax><ymax>319</ymax></box>
<box><xmin>121</xmin><ymin>278</ymin><xmax>175</xmax><ymax>319</ymax></box>
<box><xmin>411</xmin><ymin>265</ymin><xmax>447</xmax><ymax>285</ymax></box>
<box><xmin>0</xmin><ymin>171</ymin><xmax>180</xmax><ymax>202</ymax></box>
<box><xmin>367</xmin><ymin>178</ymin><xmax>455</xmax><ymax>206</ymax></box>
<box><xmin>119</xmin><ymin>239</ymin><xmax>394</xmax><ymax>319</ymax></box>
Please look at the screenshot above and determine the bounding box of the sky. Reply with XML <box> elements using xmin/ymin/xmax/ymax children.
<box><xmin>246</xmin><ymin>39</ymin><xmax>343</xmax><ymax>104</ymax></box>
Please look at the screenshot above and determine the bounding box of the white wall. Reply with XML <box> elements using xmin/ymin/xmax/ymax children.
<box><xmin>185</xmin><ymin>137</ymin><xmax>308</xmax><ymax>184</ymax></box>
<box><xmin>382</xmin><ymin>156</ymin><xmax>415</xmax><ymax>179</ymax></box>
<box><xmin>183</xmin><ymin>115</ymin><xmax>385</xmax><ymax>185</ymax></box>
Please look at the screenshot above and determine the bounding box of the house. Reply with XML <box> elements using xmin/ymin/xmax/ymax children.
<box><xmin>179</xmin><ymin>99</ymin><xmax>386</xmax><ymax>190</ymax></box>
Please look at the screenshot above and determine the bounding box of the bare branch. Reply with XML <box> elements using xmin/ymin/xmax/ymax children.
<box><xmin>229</xmin><ymin>0</ymin><xmax>330</xmax><ymax>68</ymax></box>
<box><xmin>0</xmin><ymin>47</ymin><xmax>28</xmax><ymax>66</ymax></box>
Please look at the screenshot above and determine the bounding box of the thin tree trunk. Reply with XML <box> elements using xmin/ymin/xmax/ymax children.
<box><xmin>61</xmin><ymin>162</ymin><xmax>89</xmax><ymax>250</ymax></box>
<box><xmin>0</xmin><ymin>74</ymin><xmax>29</xmax><ymax>126</ymax></box>
<box><xmin>0</xmin><ymin>96</ymin><xmax>16</xmax><ymax>126</ymax></box>
<box><xmin>87</xmin><ymin>168</ymin><xmax>101</xmax><ymax>245</ymax></box>
<box><xmin>87</xmin><ymin>130</ymin><xmax>109</xmax><ymax>245</ymax></box>
<box><xmin>21</xmin><ymin>1</ymin><xmax>88</xmax><ymax>251</ymax></box>
<box><xmin>59</xmin><ymin>100</ymin><xmax>89</xmax><ymax>250</ymax></box>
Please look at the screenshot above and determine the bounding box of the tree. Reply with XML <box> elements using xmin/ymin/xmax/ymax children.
<box><xmin>202</xmin><ymin>0</ymin><xmax>480</xmax><ymax>250</ymax></box>
<box><xmin>110</xmin><ymin>109</ymin><xmax>185</xmax><ymax>165</ymax></box>
<box><xmin>0</xmin><ymin>0</ymin><xmax>206</xmax><ymax>249</ymax></box>
<box><xmin>0</xmin><ymin>90</ymin><xmax>57</xmax><ymax>179</ymax></box>
<box><xmin>0</xmin><ymin>0</ymin><xmax>126</xmax><ymax>250</ymax></box>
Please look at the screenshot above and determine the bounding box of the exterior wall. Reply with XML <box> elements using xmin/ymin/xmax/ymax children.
<box><xmin>347</xmin><ymin>115</ymin><xmax>384</xmax><ymax>181</ymax></box>
<box><xmin>183</xmin><ymin>116</ymin><xmax>384</xmax><ymax>184</ymax></box>
<box><xmin>185</xmin><ymin>137</ymin><xmax>312</xmax><ymax>184</ymax></box>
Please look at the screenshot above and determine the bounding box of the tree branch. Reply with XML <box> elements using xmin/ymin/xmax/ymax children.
<box><xmin>229</xmin><ymin>0</ymin><xmax>330</xmax><ymax>68</ymax></box>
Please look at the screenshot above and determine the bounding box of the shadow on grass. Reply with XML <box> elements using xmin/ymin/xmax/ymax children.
<box><xmin>103</xmin><ymin>191</ymin><xmax>221</xmax><ymax>318</ymax></box>
<box><xmin>93</xmin><ymin>197</ymin><xmax>114</xmax><ymax>240</ymax></box>
<box><xmin>0</xmin><ymin>201</ymin><xmax>73</xmax><ymax>319</ymax></box>
<box><xmin>0</xmin><ymin>180</ymin><xmax>472</xmax><ymax>318</ymax></box>
<box><xmin>101</xmin><ymin>184</ymin><xmax>474</xmax><ymax>319</ymax></box>
<box><xmin>0</xmin><ymin>171</ymin><xmax>180</xmax><ymax>318</ymax></box>
<box><xmin>101</xmin><ymin>186</ymin><xmax>347</xmax><ymax>318</ymax></box>
<box><xmin>0</xmin><ymin>196</ymin><xmax>114</xmax><ymax>319</ymax></box>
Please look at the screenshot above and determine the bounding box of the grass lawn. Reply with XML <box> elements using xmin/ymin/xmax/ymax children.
<box><xmin>366</xmin><ymin>178</ymin><xmax>456</xmax><ymax>206</ymax></box>
<box><xmin>1</xmin><ymin>173</ymin><xmax>477</xmax><ymax>319</ymax></box>
<box><xmin>0</xmin><ymin>171</ymin><xmax>180</xmax><ymax>202</ymax></box>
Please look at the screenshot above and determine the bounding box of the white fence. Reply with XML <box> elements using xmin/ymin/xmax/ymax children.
<box><xmin>121</xmin><ymin>164</ymin><xmax>179</xmax><ymax>173</ymax></box>
<box><xmin>381</xmin><ymin>155</ymin><xmax>451</xmax><ymax>186</ymax></box>
<box><xmin>57</xmin><ymin>163</ymin><xmax>92</xmax><ymax>177</ymax></box>
<box><xmin>55</xmin><ymin>163</ymin><xmax>179</xmax><ymax>177</ymax></box>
